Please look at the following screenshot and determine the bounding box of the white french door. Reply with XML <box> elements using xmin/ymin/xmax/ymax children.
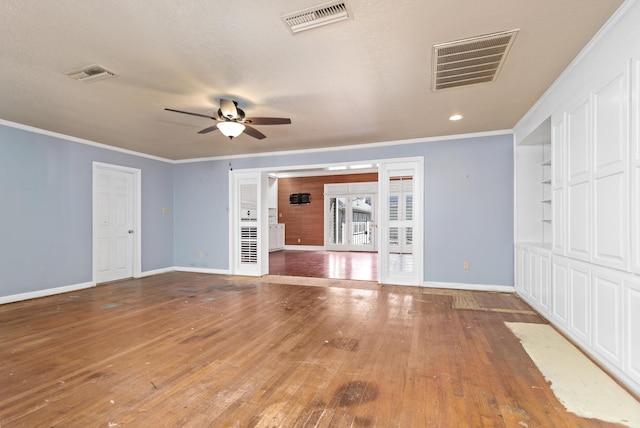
<box><xmin>93</xmin><ymin>162</ymin><xmax>141</xmax><ymax>284</ymax></box>
<box><xmin>230</xmin><ymin>171</ymin><xmax>269</xmax><ymax>276</ymax></box>
<box><xmin>325</xmin><ymin>183</ymin><xmax>377</xmax><ymax>252</ymax></box>
<box><xmin>379</xmin><ymin>159</ymin><xmax>423</xmax><ymax>286</ymax></box>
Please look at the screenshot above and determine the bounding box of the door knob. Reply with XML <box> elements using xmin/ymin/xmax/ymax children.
<box><xmin>128</xmin><ymin>229</ymin><xmax>134</xmax><ymax>234</ymax></box>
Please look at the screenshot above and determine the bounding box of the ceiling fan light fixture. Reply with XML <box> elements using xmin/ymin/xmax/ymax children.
<box><xmin>217</xmin><ymin>121</ymin><xmax>245</xmax><ymax>139</ymax></box>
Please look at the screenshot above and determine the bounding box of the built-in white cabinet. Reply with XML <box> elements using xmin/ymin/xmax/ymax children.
<box><xmin>269</xmin><ymin>224</ymin><xmax>285</xmax><ymax>252</ymax></box>
<box><xmin>514</xmin><ymin>244</ymin><xmax>552</xmax><ymax>317</ymax></box>
<box><xmin>515</xmin><ymin>118</ymin><xmax>552</xmax><ymax>246</ymax></box>
<box><xmin>515</xmin><ymin>58</ymin><xmax>640</xmax><ymax>397</ymax></box>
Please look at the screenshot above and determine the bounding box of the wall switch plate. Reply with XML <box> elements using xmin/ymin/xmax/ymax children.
<box><xmin>463</xmin><ymin>261</ymin><xmax>470</xmax><ymax>270</ymax></box>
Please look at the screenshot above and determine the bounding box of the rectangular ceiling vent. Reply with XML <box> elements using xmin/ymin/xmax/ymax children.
<box><xmin>282</xmin><ymin>1</ymin><xmax>349</xmax><ymax>34</ymax></box>
<box><xmin>65</xmin><ymin>64</ymin><xmax>115</xmax><ymax>83</ymax></box>
<box><xmin>432</xmin><ymin>29</ymin><xmax>518</xmax><ymax>91</ymax></box>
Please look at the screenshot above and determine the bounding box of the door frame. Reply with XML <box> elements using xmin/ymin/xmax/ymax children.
<box><xmin>228</xmin><ymin>157</ymin><xmax>423</xmax><ymax>285</ymax></box>
<box><xmin>378</xmin><ymin>158</ymin><xmax>424</xmax><ymax>286</ymax></box>
<box><xmin>92</xmin><ymin>162</ymin><xmax>142</xmax><ymax>283</ymax></box>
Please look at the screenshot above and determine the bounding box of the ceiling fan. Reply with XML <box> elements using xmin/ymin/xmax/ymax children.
<box><xmin>165</xmin><ymin>98</ymin><xmax>291</xmax><ymax>140</ymax></box>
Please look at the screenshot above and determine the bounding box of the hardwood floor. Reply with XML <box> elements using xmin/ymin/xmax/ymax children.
<box><xmin>0</xmin><ymin>272</ymin><xmax>625</xmax><ymax>427</ymax></box>
<box><xmin>269</xmin><ymin>251</ymin><xmax>377</xmax><ymax>281</ymax></box>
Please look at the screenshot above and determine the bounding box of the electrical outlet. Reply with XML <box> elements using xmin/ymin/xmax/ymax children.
<box><xmin>463</xmin><ymin>261</ymin><xmax>470</xmax><ymax>270</ymax></box>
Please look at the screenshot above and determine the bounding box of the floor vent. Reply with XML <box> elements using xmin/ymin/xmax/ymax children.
<box><xmin>282</xmin><ymin>1</ymin><xmax>349</xmax><ymax>34</ymax></box>
<box><xmin>432</xmin><ymin>30</ymin><xmax>518</xmax><ymax>91</ymax></box>
<box><xmin>65</xmin><ymin>64</ymin><xmax>115</xmax><ymax>83</ymax></box>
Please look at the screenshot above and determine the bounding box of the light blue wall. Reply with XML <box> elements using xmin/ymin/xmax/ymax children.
<box><xmin>0</xmin><ymin>124</ymin><xmax>174</xmax><ymax>297</ymax></box>
<box><xmin>173</xmin><ymin>133</ymin><xmax>514</xmax><ymax>286</ymax></box>
<box><xmin>0</xmin><ymin>122</ymin><xmax>513</xmax><ymax>299</ymax></box>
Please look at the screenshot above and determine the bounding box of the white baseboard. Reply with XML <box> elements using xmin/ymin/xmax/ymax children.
<box><xmin>0</xmin><ymin>281</ymin><xmax>96</xmax><ymax>305</ymax></box>
<box><xmin>138</xmin><ymin>267</ymin><xmax>174</xmax><ymax>277</ymax></box>
<box><xmin>422</xmin><ymin>281</ymin><xmax>515</xmax><ymax>293</ymax></box>
<box><xmin>282</xmin><ymin>245</ymin><xmax>325</xmax><ymax>251</ymax></box>
<box><xmin>173</xmin><ymin>266</ymin><xmax>231</xmax><ymax>275</ymax></box>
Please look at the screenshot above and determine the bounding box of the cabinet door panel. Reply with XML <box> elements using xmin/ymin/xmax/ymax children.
<box><xmin>569</xmin><ymin>261</ymin><xmax>591</xmax><ymax>346</ymax></box>
<box><xmin>552</xmin><ymin>188</ymin><xmax>565</xmax><ymax>255</ymax></box>
<box><xmin>552</xmin><ymin>117</ymin><xmax>565</xmax><ymax>188</ymax></box>
<box><xmin>567</xmin><ymin>100</ymin><xmax>590</xmax><ymax>184</ymax></box>
<box><xmin>593</xmin><ymin>72</ymin><xmax>628</xmax><ymax>176</ymax></box>
<box><xmin>593</xmin><ymin>172</ymin><xmax>627</xmax><ymax>269</ymax></box>
<box><xmin>625</xmin><ymin>276</ymin><xmax>640</xmax><ymax>385</ymax></box>
<box><xmin>539</xmin><ymin>250</ymin><xmax>552</xmax><ymax>313</ymax></box>
<box><xmin>631</xmin><ymin>59</ymin><xmax>640</xmax><ymax>274</ymax></box>
<box><xmin>567</xmin><ymin>182</ymin><xmax>590</xmax><ymax>260</ymax></box>
<box><xmin>592</xmin><ymin>267</ymin><xmax>623</xmax><ymax>368</ymax></box>
<box><xmin>552</xmin><ymin>257</ymin><xmax>569</xmax><ymax>327</ymax></box>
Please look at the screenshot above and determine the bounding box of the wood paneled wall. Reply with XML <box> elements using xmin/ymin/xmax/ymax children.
<box><xmin>277</xmin><ymin>173</ymin><xmax>378</xmax><ymax>246</ymax></box>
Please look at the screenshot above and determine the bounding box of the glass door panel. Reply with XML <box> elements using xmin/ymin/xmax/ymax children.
<box><xmin>326</xmin><ymin>194</ymin><xmax>376</xmax><ymax>251</ymax></box>
<box><xmin>350</xmin><ymin>195</ymin><xmax>375</xmax><ymax>251</ymax></box>
<box><xmin>328</xmin><ymin>197</ymin><xmax>346</xmax><ymax>247</ymax></box>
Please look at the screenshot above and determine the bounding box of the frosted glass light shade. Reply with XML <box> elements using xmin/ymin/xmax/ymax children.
<box><xmin>217</xmin><ymin>121</ymin><xmax>245</xmax><ymax>138</ymax></box>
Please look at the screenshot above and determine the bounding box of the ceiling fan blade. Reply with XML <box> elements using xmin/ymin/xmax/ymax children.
<box><xmin>245</xmin><ymin>117</ymin><xmax>292</xmax><ymax>125</ymax></box>
<box><xmin>165</xmin><ymin>108</ymin><xmax>216</xmax><ymax>120</ymax></box>
<box><xmin>242</xmin><ymin>124</ymin><xmax>267</xmax><ymax>140</ymax></box>
<box><xmin>197</xmin><ymin>125</ymin><xmax>219</xmax><ymax>134</ymax></box>
<box><xmin>220</xmin><ymin>98</ymin><xmax>238</xmax><ymax>119</ymax></box>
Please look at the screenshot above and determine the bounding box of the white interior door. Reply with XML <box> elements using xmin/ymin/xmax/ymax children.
<box><xmin>379</xmin><ymin>159</ymin><xmax>423</xmax><ymax>286</ymax></box>
<box><xmin>93</xmin><ymin>163</ymin><xmax>139</xmax><ymax>283</ymax></box>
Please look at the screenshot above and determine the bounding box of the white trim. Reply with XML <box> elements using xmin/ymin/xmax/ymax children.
<box><xmin>139</xmin><ymin>267</ymin><xmax>175</xmax><ymax>277</ymax></box>
<box><xmin>423</xmin><ymin>281</ymin><xmax>515</xmax><ymax>293</ymax></box>
<box><xmin>173</xmin><ymin>266</ymin><xmax>231</xmax><ymax>275</ymax></box>
<box><xmin>0</xmin><ymin>281</ymin><xmax>95</xmax><ymax>305</ymax></box>
<box><xmin>92</xmin><ymin>162</ymin><xmax>142</xmax><ymax>283</ymax></box>
<box><xmin>1</xmin><ymin>116</ymin><xmax>512</xmax><ymax>165</ymax></box>
<box><xmin>174</xmin><ymin>130</ymin><xmax>513</xmax><ymax>164</ymax></box>
<box><xmin>0</xmin><ymin>118</ymin><xmax>172</xmax><ymax>163</ymax></box>
<box><xmin>282</xmin><ymin>245</ymin><xmax>326</xmax><ymax>251</ymax></box>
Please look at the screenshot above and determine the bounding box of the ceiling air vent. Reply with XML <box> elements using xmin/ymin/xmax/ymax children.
<box><xmin>65</xmin><ymin>64</ymin><xmax>115</xmax><ymax>83</ymax></box>
<box><xmin>282</xmin><ymin>1</ymin><xmax>349</xmax><ymax>34</ymax></box>
<box><xmin>432</xmin><ymin>29</ymin><xmax>518</xmax><ymax>91</ymax></box>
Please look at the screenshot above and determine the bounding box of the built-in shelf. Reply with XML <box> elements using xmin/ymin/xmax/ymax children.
<box><xmin>541</xmin><ymin>159</ymin><xmax>552</xmax><ymax>166</ymax></box>
<box><xmin>541</xmin><ymin>219</ymin><xmax>552</xmax><ymax>222</ymax></box>
<box><xmin>542</xmin><ymin>199</ymin><xmax>552</xmax><ymax>203</ymax></box>
<box><xmin>541</xmin><ymin>178</ymin><xmax>551</xmax><ymax>184</ymax></box>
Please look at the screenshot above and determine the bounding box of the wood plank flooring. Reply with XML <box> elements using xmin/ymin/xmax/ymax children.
<box><xmin>0</xmin><ymin>272</ymin><xmax>625</xmax><ymax>427</ymax></box>
<box><xmin>269</xmin><ymin>251</ymin><xmax>377</xmax><ymax>281</ymax></box>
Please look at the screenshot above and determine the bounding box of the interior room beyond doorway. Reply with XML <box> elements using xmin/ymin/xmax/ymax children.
<box><xmin>269</xmin><ymin>170</ymin><xmax>379</xmax><ymax>281</ymax></box>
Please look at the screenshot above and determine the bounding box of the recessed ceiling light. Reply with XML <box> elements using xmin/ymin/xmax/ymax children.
<box><xmin>449</xmin><ymin>114</ymin><xmax>463</xmax><ymax>121</ymax></box>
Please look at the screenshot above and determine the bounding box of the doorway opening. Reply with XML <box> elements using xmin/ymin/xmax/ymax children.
<box><xmin>229</xmin><ymin>157</ymin><xmax>423</xmax><ymax>286</ymax></box>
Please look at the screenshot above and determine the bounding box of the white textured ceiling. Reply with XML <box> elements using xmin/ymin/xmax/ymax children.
<box><xmin>0</xmin><ymin>1</ymin><xmax>623</xmax><ymax>160</ymax></box>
